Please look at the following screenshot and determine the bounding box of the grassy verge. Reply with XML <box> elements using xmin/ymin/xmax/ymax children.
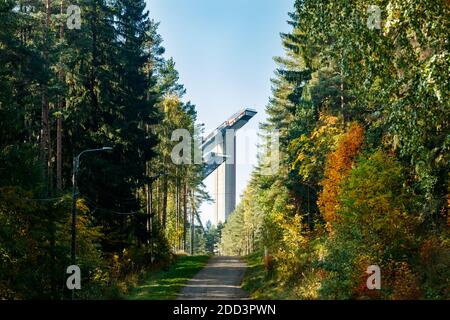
<box><xmin>243</xmin><ymin>238</ymin><xmax>326</xmax><ymax>300</ymax></box>
<box><xmin>127</xmin><ymin>255</ymin><xmax>210</xmax><ymax>300</ymax></box>
<box><xmin>242</xmin><ymin>252</ymin><xmax>294</xmax><ymax>300</ymax></box>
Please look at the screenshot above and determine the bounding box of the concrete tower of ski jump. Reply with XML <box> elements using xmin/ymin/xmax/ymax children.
<box><xmin>202</xmin><ymin>108</ymin><xmax>257</xmax><ymax>225</ymax></box>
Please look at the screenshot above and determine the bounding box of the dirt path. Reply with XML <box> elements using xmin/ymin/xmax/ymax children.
<box><xmin>178</xmin><ymin>256</ymin><xmax>248</xmax><ymax>300</ymax></box>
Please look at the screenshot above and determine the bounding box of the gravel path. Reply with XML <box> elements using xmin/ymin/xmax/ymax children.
<box><xmin>178</xmin><ymin>256</ymin><xmax>248</xmax><ymax>300</ymax></box>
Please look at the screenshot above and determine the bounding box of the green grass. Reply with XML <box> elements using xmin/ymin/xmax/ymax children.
<box><xmin>241</xmin><ymin>252</ymin><xmax>266</xmax><ymax>297</ymax></box>
<box><xmin>127</xmin><ymin>255</ymin><xmax>210</xmax><ymax>300</ymax></box>
<box><xmin>242</xmin><ymin>252</ymin><xmax>283</xmax><ymax>299</ymax></box>
<box><xmin>243</xmin><ymin>238</ymin><xmax>327</xmax><ymax>300</ymax></box>
<box><xmin>242</xmin><ymin>252</ymin><xmax>294</xmax><ymax>300</ymax></box>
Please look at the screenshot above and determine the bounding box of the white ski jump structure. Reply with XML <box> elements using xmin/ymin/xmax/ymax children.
<box><xmin>202</xmin><ymin>108</ymin><xmax>257</xmax><ymax>225</ymax></box>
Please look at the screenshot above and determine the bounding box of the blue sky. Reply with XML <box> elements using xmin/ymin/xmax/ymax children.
<box><xmin>145</xmin><ymin>0</ymin><xmax>293</xmax><ymax>224</ymax></box>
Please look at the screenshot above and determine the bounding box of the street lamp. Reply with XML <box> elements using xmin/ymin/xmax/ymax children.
<box><xmin>70</xmin><ymin>147</ymin><xmax>112</xmax><ymax>300</ymax></box>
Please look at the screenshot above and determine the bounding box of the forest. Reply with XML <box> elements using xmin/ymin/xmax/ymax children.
<box><xmin>220</xmin><ymin>0</ymin><xmax>449</xmax><ymax>299</ymax></box>
<box><xmin>0</xmin><ymin>0</ymin><xmax>209</xmax><ymax>299</ymax></box>
<box><xmin>0</xmin><ymin>0</ymin><xmax>448</xmax><ymax>301</ymax></box>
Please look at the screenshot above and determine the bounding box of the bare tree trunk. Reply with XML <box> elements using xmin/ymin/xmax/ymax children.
<box><xmin>156</xmin><ymin>178</ymin><xmax>160</xmax><ymax>222</ymax></box>
<box><xmin>56</xmin><ymin>115</ymin><xmax>62</xmax><ymax>190</ymax></box>
<box><xmin>162</xmin><ymin>176</ymin><xmax>168</xmax><ymax>229</ymax></box>
<box><xmin>56</xmin><ymin>6</ymin><xmax>63</xmax><ymax>191</ymax></box>
<box><xmin>42</xmin><ymin>0</ymin><xmax>57</xmax><ymax>299</ymax></box>
<box><xmin>178</xmin><ymin>179</ymin><xmax>182</xmax><ymax>250</ymax></box>
<box><xmin>171</xmin><ymin>182</ymin><xmax>176</xmax><ymax>252</ymax></box>
<box><xmin>175</xmin><ymin>172</ymin><xmax>180</xmax><ymax>251</ymax></box>
<box><xmin>190</xmin><ymin>190</ymin><xmax>195</xmax><ymax>255</ymax></box>
<box><xmin>145</xmin><ymin>159</ymin><xmax>153</xmax><ymax>262</ymax></box>
<box><xmin>41</xmin><ymin>92</ymin><xmax>51</xmax><ymax>192</ymax></box>
<box><xmin>183</xmin><ymin>182</ymin><xmax>188</xmax><ymax>251</ymax></box>
<box><xmin>41</xmin><ymin>0</ymin><xmax>52</xmax><ymax>195</ymax></box>
<box><xmin>340</xmin><ymin>58</ymin><xmax>345</xmax><ymax>122</ymax></box>
<box><xmin>56</xmin><ymin>0</ymin><xmax>65</xmax><ymax>193</ymax></box>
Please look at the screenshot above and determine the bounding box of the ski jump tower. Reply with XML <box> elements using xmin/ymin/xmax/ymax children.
<box><xmin>202</xmin><ymin>108</ymin><xmax>257</xmax><ymax>225</ymax></box>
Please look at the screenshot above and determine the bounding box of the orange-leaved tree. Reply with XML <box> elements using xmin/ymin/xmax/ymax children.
<box><xmin>318</xmin><ymin>122</ymin><xmax>364</xmax><ymax>230</ymax></box>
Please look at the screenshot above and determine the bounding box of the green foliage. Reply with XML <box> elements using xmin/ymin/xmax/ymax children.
<box><xmin>1</xmin><ymin>0</ymin><xmax>448</xmax><ymax>300</ymax></box>
<box><xmin>417</xmin><ymin>236</ymin><xmax>450</xmax><ymax>299</ymax></box>
<box><xmin>0</xmin><ymin>0</ymin><xmax>205</xmax><ymax>299</ymax></box>
<box><xmin>221</xmin><ymin>187</ymin><xmax>266</xmax><ymax>256</ymax></box>
<box><xmin>320</xmin><ymin>150</ymin><xmax>419</xmax><ymax>299</ymax></box>
<box><xmin>0</xmin><ymin>187</ymin><xmax>106</xmax><ymax>299</ymax></box>
<box><xmin>204</xmin><ymin>221</ymin><xmax>223</xmax><ymax>254</ymax></box>
<box><xmin>224</xmin><ymin>0</ymin><xmax>449</xmax><ymax>300</ymax></box>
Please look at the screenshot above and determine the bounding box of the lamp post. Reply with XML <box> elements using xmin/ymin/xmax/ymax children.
<box><xmin>70</xmin><ymin>147</ymin><xmax>112</xmax><ymax>300</ymax></box>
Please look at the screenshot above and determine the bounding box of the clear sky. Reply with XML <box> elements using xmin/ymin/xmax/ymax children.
<box><xmin>145</xmin><ymin>0</ymin><xmax>293</xmax><ymax>225</ymax></box>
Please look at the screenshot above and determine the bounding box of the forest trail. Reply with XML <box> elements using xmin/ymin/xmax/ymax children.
<box><xmin>178</xmin><ymin>256</ymin><xmax>248</xmax><ymax>300</ymax></box>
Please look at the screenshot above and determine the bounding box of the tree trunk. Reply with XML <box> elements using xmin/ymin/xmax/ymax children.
<box><xmin>42</xmin><ymin>0</ymin><xmax>57</xmax><ymax>299</ymax></box>
<box><xmin>183</xmin><ymin>182</ymin><xmax>188</xmax><ymax>251</ymax></box>
<box><xmin>340</xmin><ymin>58</ymin><xmax>345</xmax><ymax>122</ymax></box>
<box><xmin>41</xmin><ymin>0</ymin><xmax>52</xmax><ymax>195</ymax></box>
<box><xmin>145</xmin><ymin>159</ymin><xmax>153</xmax><ymax>262</ymax></box>
<box><xmin>162</xmin><ymin>175</ymin><xmax>168</xmax><ymax>229</ymax></box>
<box><xmin>56</xmin><ymin>0</ymin><xmax>65</xmax><ymax>193</ymax></box>
<box><xmin>41</xmin><ymin>92</ymin><xmax>51</xmax><ymax>193</ymax></box>
<box><xmin>175</xmin><ymin>173</ymin><xmax>180</xmax><ymax>251</ymax></box>
<box><xmin>56</xmin><ymin>116</ymin><xmax>62</xmax><ymax>191</ymax></box>
<box><xmin>156</xmin><ymin>178</ymin><xmax>160</xmax><ymax>222</ymax></box>
<box><xmin>190</xmin><ymin>190</ymin><xmax>195</xmax><ymax>255</ymax></box>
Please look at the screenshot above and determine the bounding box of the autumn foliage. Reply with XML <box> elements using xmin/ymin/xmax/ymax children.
<box><xmin>318</xmin><ymin>123</ymin><xmax>364</xmax><ymax>230</ymax></box>
<box><xmin>219</xmin><ymin>0</ymin><xmax>448</xmax><ymax>300</ymax></box>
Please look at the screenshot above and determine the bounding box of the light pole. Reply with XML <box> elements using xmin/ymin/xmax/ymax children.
<box><xmin>70</xmin><ymin>147</ymin><xmax>112</xmax><ymax>300</ymax></box>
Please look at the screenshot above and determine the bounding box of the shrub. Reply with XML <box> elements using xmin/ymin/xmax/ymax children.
<box><xmin>417</xmin><ymin>236</ymin><xmax>450</xmax><ymax>299</ymax></box>
<box><xmin>318</xmin><ymin>123</ymin><xmax>364</xmax><ymax>230</ymax></box>
<box><xmin>320</xmin><ymin>150</ymin><xmax>419</xmax><ymax>299</ymax></box>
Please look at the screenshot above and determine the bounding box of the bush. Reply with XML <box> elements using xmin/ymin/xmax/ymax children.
<box><xmin>0</xmin><ymin>187</ymin><xmax>111</xmax><ymax>299</ymax></box>
<box><xmin>319</xmin><ymin>150</ymin><xmax>419</xmax><ymax>299</ymax></box>
<box><xmin>318</xmin><ymin>123</ymin><xmax>364</xmax><ymax>231</ymax></box>
<box><xmin>417</xmin><ymin>236</ymin><xmax>450</xmax><ymax>299</ymax></box>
